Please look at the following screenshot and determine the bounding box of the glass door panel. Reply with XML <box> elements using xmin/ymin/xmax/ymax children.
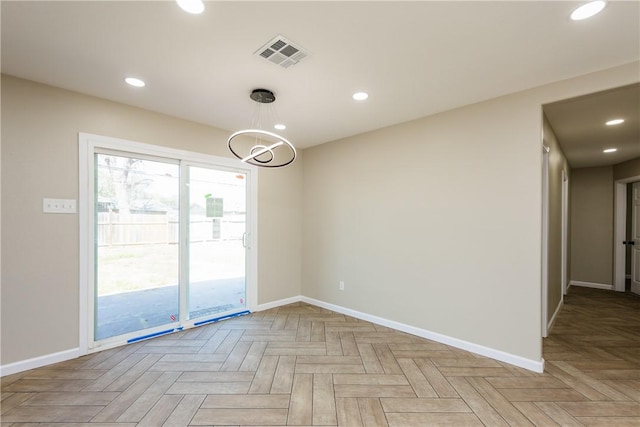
<box><xmin>94</xmin><ymin>153</ymin><xmax>180</xmax><ymax>341</ymax></box>
<box><xmin>187</xmin><ymin>166</ymin><xmax>246</xmax><ymax>320</ymax></box>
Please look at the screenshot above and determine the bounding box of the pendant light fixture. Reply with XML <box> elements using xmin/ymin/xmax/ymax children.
<box><xmin>228</xmin><ymin>89</ymin><xmax>296</xmax><ymax>168</ymax></box>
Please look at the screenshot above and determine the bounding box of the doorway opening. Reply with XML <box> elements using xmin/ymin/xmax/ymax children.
<box><xmin>614</xmin><ymin>176</ymin><xmax>640</xmax><ymax>294</ymax></box>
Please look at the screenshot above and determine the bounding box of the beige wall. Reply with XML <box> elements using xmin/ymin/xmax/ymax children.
<box><xmin>570</xmin><ymin>166</ymin><xmax>614</xmax><ymax>286</ymax></box>
<box><xmin>2</xmin><ymin>61</ymin><xmax>638</xmax><ymax>370</ymax></box>
<box><xmin>613</xmin><ymin>157</ymin><xmax>640</xmax><ymax>181</ymax></box>
<box><xmin>543</xmin><ymin>115</ymin><xmax>571</xmax><ymax>324</ymax></box>
<box><xmin>1</xmin><ymin>75</ymin><xmax>302</xmax><ymax>365</ymax></box>
<box><xmin>302</xmin><ymin>62</ymin><xmax>639</xmax><ymax>363</ymax></box>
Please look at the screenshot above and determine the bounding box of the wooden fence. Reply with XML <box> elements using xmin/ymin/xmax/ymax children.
<box><xmin>97</xmin><ymin>212</ymin><xmax>244</xmax><ymax>246</ymax></box>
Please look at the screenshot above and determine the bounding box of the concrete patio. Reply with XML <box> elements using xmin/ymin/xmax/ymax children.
<box><xmin>95</xmin><ymin>277</ymin><xmax>245</xmax><ymax>340</ymax></box>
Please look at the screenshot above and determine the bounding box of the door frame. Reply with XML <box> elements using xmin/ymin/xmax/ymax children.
<box><xmin>561</xmin><ymin>169</ymin><xmax>569</xmax><ymax>296</ymax></box>
<box><xmin>614</xmin><ymin>175</ymin><xmax>640</xmax><ymax>292</ymax></box>
<box><xmin>79</xmin><ymin>133</ymin><xmax>258</xmax><ymax>354</ymax></box>
<box><xmin>541</xmin><ymin>145</ymin><xmax>550</xmax><ymax>338</ymax></box>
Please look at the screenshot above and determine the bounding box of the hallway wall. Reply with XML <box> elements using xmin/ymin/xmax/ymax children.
<box><xmin>570</xmin><ymin>166</ymin><xmax>614</xmax><ymax>287</ymax></box>
<box><xmin>543</xmin><ymin>115</ymin><xmax>571</xmax><ymax>325</ymax></box>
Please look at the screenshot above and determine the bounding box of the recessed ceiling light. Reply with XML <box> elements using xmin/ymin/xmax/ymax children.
<box><xmin>177</xmin><ymin>0</ymin><xmax>204</xmax><ymax>14</ymax></box>
<box><xmin>353</xmin><ymin>92</ymin><xmax>369</xmax><ymax>101</ymax></box>
<box><xmin>125</xmin><ymin>77</ymin><xmax>145</xmax><ymax>88</ymax></box>
<box><xmin>603</xmin><ymin>148</ymin><xmax>617</xmax><ymax>153</ymax></box>
<box><xmin>570</xmin><ymin>1</ymin><xmax>606</xmax><ymax>21</ymax></box>
<box><xmin>274</xmin><ymin>124</ymin><xmax>286</xmax><ymax>130</ymax></box>
<box><xmin>605</xmin><ymin>118</ymin><xmax>624</xmax><ymax>126</ymax></box>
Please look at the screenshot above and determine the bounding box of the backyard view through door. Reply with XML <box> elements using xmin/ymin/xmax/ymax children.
<box><xmin>94</xmin><ymin>152</ymin><xmax>247</xmax><ymax>343</ymax></box>
<box><xmin>187</xmin><ymin>165</ymin><xmax>246</xmax><ymax>320</ymax></box>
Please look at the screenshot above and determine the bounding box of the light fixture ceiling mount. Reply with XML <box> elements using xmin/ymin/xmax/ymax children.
<box><xmin>227</xmin><ymin>89</ymin><xmax>296</xmax><ymax>168</ymax></box>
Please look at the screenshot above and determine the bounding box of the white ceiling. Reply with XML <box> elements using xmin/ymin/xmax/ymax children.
<box><xmin>2</xmin><ymin>1</ymin><xmax>639</xmax><ymax>163</ymax></box>
<box><xmin>544</xmin><ymin>83</ymin><xmax>640</xmax><ymax>168</ymax></box>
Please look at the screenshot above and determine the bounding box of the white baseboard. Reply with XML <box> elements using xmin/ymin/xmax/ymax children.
<box><xmin>256</xmin><ymin>295</ymin><xmax>302</xmax><ymax>311</ymax></box>
<box><xmin>0</xmin><ymin>348</ymin><xmax>81</xmax><ymax>377</ymax></box>
<box><xmin>569</xmin><ymin>280</ymin><xmax>612</xmax><ymax>290</ymax></box>
<box><xmin>547</xmin><ymin>301</ymin><xmax>563</xmax><ymax>334</ymax></box>
<box><xmin>631</xmin><ymin>282</ymin><xmax>640</xmax><ymax>295</ymax></box>
<box><xmin>301</xmin><ymin>296</ymin><xmax>544</xmax><ymax>373</ymax></box>
<box><xmin>1</xmin><ymin>294</ymin><xmax>546</xmax><ymax>376</ymax></box>
<box><xmin>626</xmin><ymin>274</ymin><xmax>632</xmax><ymax>280</ymax></box>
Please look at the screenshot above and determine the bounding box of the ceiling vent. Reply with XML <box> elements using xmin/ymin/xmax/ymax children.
<box><xmin>254</xmin><ymin>35</ymin><xmax>310</xmax><ymax>69</ymax></box>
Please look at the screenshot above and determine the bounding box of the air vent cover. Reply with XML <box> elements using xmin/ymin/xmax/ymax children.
<box><xmin>254</xmin><ymin>35</ymin><xmax>310</xmax><ymax>69</ymax></box>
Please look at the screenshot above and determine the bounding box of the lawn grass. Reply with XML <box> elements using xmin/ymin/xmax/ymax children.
<box><xmin>97</xmin><ymin>240</ymin><xmax>245</xmax><ymax>296</ymax></box>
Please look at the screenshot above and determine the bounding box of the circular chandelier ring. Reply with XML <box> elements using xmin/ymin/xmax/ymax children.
<box><xmin>227</xmin><ymin>129</ymin><xmax>297</xmax><ymax>168</ymax></box>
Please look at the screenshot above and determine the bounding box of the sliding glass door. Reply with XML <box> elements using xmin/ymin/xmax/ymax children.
<box><xmin>81</xmin><ymin>134</ymin><xmax>256</xmax><ymax>350</ymax></box>
<box><xmin>94</xmin><ymin>153</ymin><xmax>181</xmax><ymax>341</ymax></box>
<box><xmin>186</xmin><ymin>165</ymin><xmax>247</xmax><ymax>320</ymax></box>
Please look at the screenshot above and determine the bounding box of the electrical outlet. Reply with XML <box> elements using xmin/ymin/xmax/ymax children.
<box><xmin>339</xmin><ymin>281</ymin><xmax>345</xmax><ymax>291</ymax></box>
<box><xmin>43</xmin><ymin>198</ymin><xmax>76</xmax><ymax>214</ymax></box>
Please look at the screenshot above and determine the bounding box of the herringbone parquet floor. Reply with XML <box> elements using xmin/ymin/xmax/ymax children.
<box><xmin>1</xmin><ymin>286</ymin><xmax>639</xmax><ymax>426</ymax></box>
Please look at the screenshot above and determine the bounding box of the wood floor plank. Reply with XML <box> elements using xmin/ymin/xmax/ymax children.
<box><xmin>248</xmin><ymin>355</ymin><xmax>279</xmax><ymax>394</ymax></box>
<box><xmin>271</xmin><ymin>355</ymin><xmax>296</xmax><ymax>394</ymax></box>
<box><xmin>104</xmin><ymin>354</ymin><xmax>163</xmax><ymax>392</ymax></box>
<box><xmin>92</xmin><ymin>371</ymin><xmax>163</xmax><ymax>422</ymax></box>
<box><xmin>239</xmin><ymin>341</ymin><xmax>268</xmax><ymax>371</ymax></box>
<box><xmin>333</xmin><ymin>374</ymin><xmax>409</xmax><ymax>385</ymax></box>
<box><xmin>310</xmin><ymin>320</ymin><xmax>326</xmax><ymax>342</ymax></box>
<box><xmin>0</xmin><ymin>392</ymin><xmax>35</xmax><ymax>414</ymax></box>
<box><xmin>336</xmin><ymin>397</ymin><xmax>364</xmax><ymax>426</ymax></box>
<box><xmin>602</xmin><ymin>379</ymin><xmax>640</xmax><ymax>402</ymax></box>
<box><xmin>325</xmin><ymin>329</ymin><xmax>343</xmax><ymax>356</ymax></box>
<box><xmin>414</xmin><ymin>358</ymin><xmax>459</xmax><ymax>398</ymax></box>
<box><xmin>215</xmin><ymin>330</ymin><xmax>245</xmax><ymax>354</ymax></box>
<box><xmin>115</xmin><ymin>371</ymin><xmax>180</xmax><ymax>422</ymax></box>
<box><xmin>287</xmin><ymin>373</ymin><xmax>312</xmax><ymax>426</ymax></box>
<box><xmin>1</xmin><ymin>405</ymin><xmax>105</xmax><ymax>423</ymax></box>
<box><xmin>576</xmin><ymin>416</ymin><xmax>640</xmax><ymax>426</ymax></box>
<box><xmin>545</xmin><ymin>361</ymin><xmax>614</xmax><ymax>401</ymax></box>
<box><xmin>373</xmin><ymin>344</ymin><xmax>403</xmax><ymax>375</ymax></box>
<box><xmin>558</xmin><ymin>401</ymin><xmax>640</xmax><ymax>417</ymax></box>
<box><xmin>396</xmin><ymin>358</ymin><xmax>437</xmax><ymax>397</ymax></box>
<box><xmin>340</xmin><ymin>332</ymin><xmax>360</xmax><ymax>356</ymax></box>
<box><xmin>356</xmin><ymin>343</ymin><xmax>385</xmax><ymax>374</ymax></box>
<box><xmin>512</xmin><ymin>402</ymin><xmax>561</xmax><ymax>426</ymax></box>
<box><xmin>163</xmin><ymin>394</ymin><xmax>206</xmax><ymax>426</ymax></box>
<box><xmin>136</xmin><ymin>393</ymin><xmax>183</xmax><ymax>426</ymax></box>
<box><xmin>191</xmin><ymin>408</ymin><xmax>288</xmax><ymax>425</ymax></box>
<box><xmin>447</xmin><ymin>377</ymin><xmax>509</xmax><ymax>427</ymax></box>
<box><xmin>467</xmin><ymin>377</ymin><xmax>535</xmax><ymax>426</ymax></box>
<box><xmin>497</xmin><ymin>388</ymin><xmax>589</xmax><ymax>402</ymax></box>
<box><xmin>334</xmin><ymin>384</ymin><xmax>416</xmax><ymax>398</ymax></box>
<box><xmin>220</xmin><ymin>341</ymin><xmax>252</xmax><ymax>371</ymax></box>
<box><xmin>549</xmin><ymin>360</ymin><xmax>633</xmax><ymax>401</ymax></box>
<box><xmin>166</xmin><ymin>381</ymin><xmax>250</xmax><ymax>395</ymax></box>
<box><xmin>313</xmin><ymin>373</ymin><xmax>337</xmax><ymax>425</ymax></box>
<box><xmin>357</xmin><ymin>398</ymin><xmax>389</xmax><ymax>427</ymax></box>
<box><xmin>385</xmin><ymin>412</ymin><xmax>484</xmax><ymax>426</ymax></box>
<box><xmin>177</xmin><ymin>371</ymin><xmax>254</xmax><ymax>382</ymax></box>
<box><xmin>380</xmin><ymin>397</ymin><xmax>471</xmax><ymax>413</ymax></box>
<box><xmin>201</xmin><ymin>394</ymin><xmax>289</xmax><ymax>408</ymax></box>
<box><xmin>22</xmin><ymin>391</ymin><xmax>119</xmax><ymax>406</ymax></box>
<box><xmin>2</xmin><ymin>291</ymin><xmax>638</xmax><ymax>426</ymax></box>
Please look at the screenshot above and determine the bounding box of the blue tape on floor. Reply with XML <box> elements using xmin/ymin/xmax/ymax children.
<box><xmin>127</xmin><ymin>328</ymin><xmax>175</xmax><ymax>343</ymax></box>
<box><xmin>193</xmin><ymin>310</ymin><xmax>251</xmax><ymax>326</ymax></box>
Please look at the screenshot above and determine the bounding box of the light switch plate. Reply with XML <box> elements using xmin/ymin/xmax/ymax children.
<box><xmin>43</xmin><ymin>198</ymin><xmax>76</xmax><ymax>214</ymax></box>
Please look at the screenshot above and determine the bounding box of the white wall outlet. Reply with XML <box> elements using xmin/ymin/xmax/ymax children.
<box><xmin>43</xmin><ymin>198</ymin><xmax>77</xmax><ymax>214</ymax></box>
<box><xmin>339</xmin><ymin>281</ymin><xmax>345</xmax><ymax>291</ymax></box>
